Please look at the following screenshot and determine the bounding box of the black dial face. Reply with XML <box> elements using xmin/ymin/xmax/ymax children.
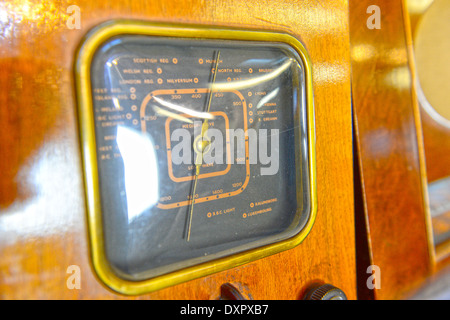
<box><xmin>90</xmin><ymin>35</ymin><xmax>311</xmax><ymax>280</ymax></box>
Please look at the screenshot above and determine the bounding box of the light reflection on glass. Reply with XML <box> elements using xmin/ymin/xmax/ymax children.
<box><xmin>152</xmin><ymin>95</ymin><xmax>214</xmax><ymax>121</ymax></box>
<box><xmin>212</xmin><ymin>59</ymin><xmax>292</xmax><ymax>91</ymax></box>
<box><xmin>152</xmin><ymin>105</ymin><xmax>194</xmax><ymax>123</ymax></box>
<box><xmin>256</xmin><ymin>88</ymin><xmax>280</xmax><ymax>109</ymax></box>
<box><xmin>116</xmin><ymin>126</ymin><xmax>159</xmax><ymax>223</ymax></box>
<box><xmin>112</xmin><ymin>97</ymin><xmax>121</xmax><ymax>110</ymax></box>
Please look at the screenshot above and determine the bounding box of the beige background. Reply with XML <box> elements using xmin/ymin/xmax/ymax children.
<box><xmin>414</xmin><ymin>0</ymin><xmax>450</xmax><ymax>120</ymax></box>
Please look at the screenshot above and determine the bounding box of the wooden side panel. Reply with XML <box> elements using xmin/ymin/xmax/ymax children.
<box><xmin>0</xmin><ymin>0</ymin><xmax>355</xmax><ymax>299</ymax></box>
<box><xmin>350</xmin><ymin>0</ymin><xmax>433</xmax><ymax>299</ymax></box>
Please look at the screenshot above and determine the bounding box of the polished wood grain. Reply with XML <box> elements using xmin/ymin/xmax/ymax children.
<box><xmin>0</xmin><ymin>0</ymin><xmax>356</xmax><ymax>299</ymax></box>
<box><xmin>350</xmin><ymin>0</ymin><xmax>435</xmax><ymax>300</ymax></box>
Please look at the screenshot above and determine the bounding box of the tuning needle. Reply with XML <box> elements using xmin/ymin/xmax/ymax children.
<box><xmin>184</xmin><ymin>51</ymin><xmax>220</xmax><ymax>242</ymax></box>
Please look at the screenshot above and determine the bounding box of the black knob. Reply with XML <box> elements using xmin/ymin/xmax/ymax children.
<box><xmin>304</xmin><ymin>284</ymin><xmax>347</xmax><ymax>300</ymax></box>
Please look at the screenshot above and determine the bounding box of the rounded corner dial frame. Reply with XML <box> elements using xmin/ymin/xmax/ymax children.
<box><xmin>75</xmin><ymin>20</ymin><xmax>317</xmax><ymax>295</ymax></box>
